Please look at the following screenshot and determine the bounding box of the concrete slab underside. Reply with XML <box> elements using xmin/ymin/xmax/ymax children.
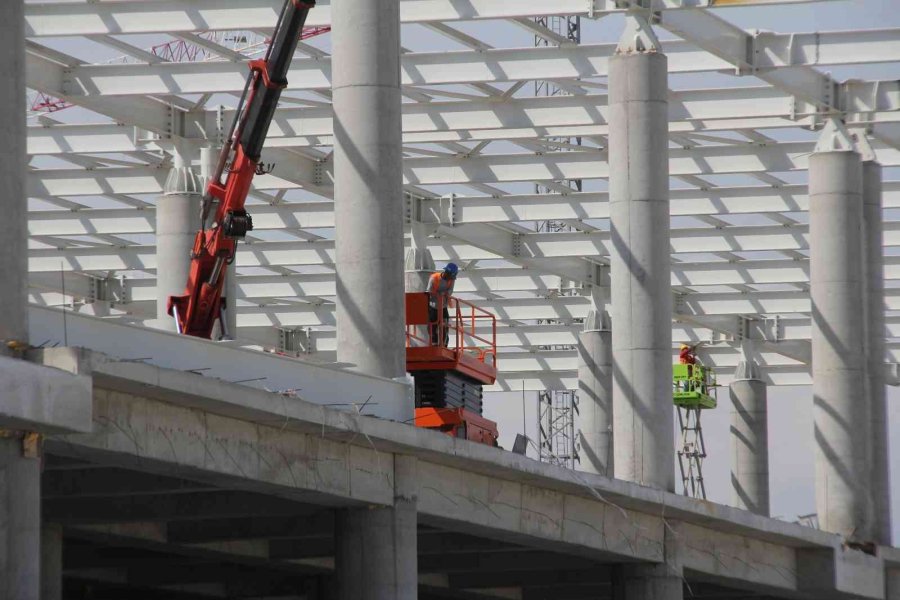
<box><xmin>33</xmin><ymin>360</ymin><xmax>898</xmax><ymax>600</ymax></box>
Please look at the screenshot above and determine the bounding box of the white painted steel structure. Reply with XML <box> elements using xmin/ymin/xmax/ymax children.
<box><xmin>22</xmin><ymin>0</ymin><xmax>900</xmax><ymax>392</ymax></box>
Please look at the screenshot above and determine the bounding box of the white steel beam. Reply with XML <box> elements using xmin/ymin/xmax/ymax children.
<box><xmin>38</xmin><ymin>38</ymin><xmax>900</xmax><ymax>101</ymax></box>
<box><xmin>27</xmin><ymin>141</ymin><xmax>900</xmax><ymax>195</ymax></box>
<box><xmin>24</xmin><ymin>0</ymin><xmax>834</xmax><ymax>37</ymax></box>
<box><xmin>25</xmin><ymin>183</ymin><xmax>900</xmax><ymax>232</ymax></box>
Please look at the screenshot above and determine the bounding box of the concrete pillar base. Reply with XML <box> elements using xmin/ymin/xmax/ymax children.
<box><xmin>0</xmin><ymin>436</ymin><xmax>41</xmax><ymax>600</ymax></box>
<box><xmin>336</xmin><ymin>456</ymin><xmax>417</xmax><ymax>600</ymax></box>
<box><xmin>613</xmin><ymin>564</ymin><xmax>683</xmax><ymax>600</ymax></box>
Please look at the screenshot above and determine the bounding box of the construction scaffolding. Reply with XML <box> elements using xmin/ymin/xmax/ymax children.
<box><xmin>533</xmin><ymin>15</ymin><xmax>584</xmax><ymax>469</ymax></box>
<box><xmin>537</xmin><ymin>390</ymin><xmax>579</xmax><ymax>469</ymax></box>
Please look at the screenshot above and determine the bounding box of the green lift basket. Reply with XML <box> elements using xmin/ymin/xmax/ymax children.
<box><xmin>673</xmin><ymin>363</ymin><xmax>717</xmax><ymax>409</ymax></box>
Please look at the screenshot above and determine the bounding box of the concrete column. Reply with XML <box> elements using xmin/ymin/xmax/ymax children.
<box><xmin>0</xmin><ymin>436</ymin><xmax>41</xmax><ymax>600</ymax></box>
<box><xmin>336</xmin><ymin>455</ymin><xmax>417</xmax><ymax>600</ymax></box>
<box><xmin>608</xmin><ymin>15</ymin><xmax>674</xmax><ymax>491</ymax></box>
<box><xmin>862</xmin><ymin>159</ymin><xmax>892</xmax><ymax>545</ymax></box>
<box><xmin>0</xmin><ymin>0</ymin><xmax>26</xmax><ymax>346</ymax></box>
<box><xmin>612</xmin><ymin>521</ymin><xmax>682</xmax><ymax>600</ymax></box>
<box><xmin>729</xmin><ymin>347</ymin><xmax>769</xmax><ymax>516</ymax></box>
<box><xmin>613</xmin><ymin>565</ymin><xmax>683</xmax><ymax>600</ymax></box>
<box><xmin>40</xmin><ymin>524</ymin><xmax>63</xmax><ymax>600</ymax></box>
<box><xmin>332</xmin><ymin>0</ymin><xmax>405</xmax><ymax>378</ymax></box>
<box><xmin>156</xmin><ymin>145</ymin><xmax>202</xmax><ymax>330</ymax></box>
<box><xmin>575</xmin><ymin>278</ymin><xmax>613</xmax><ymax>476</ymax></box>
<box><xmin>809</xmin><ymin>118</ymin><xmax>874</xmax><ymax>542</ymax></box>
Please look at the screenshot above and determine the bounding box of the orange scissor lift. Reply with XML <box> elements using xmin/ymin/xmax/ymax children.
<box><xmin>405</xmin><ymin>292</ymin><xmax>499</xmax><ymax>446</ymax></box>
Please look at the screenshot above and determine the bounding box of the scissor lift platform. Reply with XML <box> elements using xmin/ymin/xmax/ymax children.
<box><xmin>673</xmin><ymin>363</ymin><xmax>717</xmax><ymax>409</ymax></box>
<box><xmin>405</xmin><ymin>292</ymin><xmax>499</xmax><ymax>446</ymax></box>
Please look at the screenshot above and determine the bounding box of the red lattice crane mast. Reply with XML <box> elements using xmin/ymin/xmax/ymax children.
<box><xmin>168</xmin><ymin>0</ymin><xmax>315</xmax><ymax>337</ymax></box>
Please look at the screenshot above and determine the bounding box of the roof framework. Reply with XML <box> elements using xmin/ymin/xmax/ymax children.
<box><xmin>23</xmin><ymin>0</ymin><xmax>900</xmax><ymax>391</ymax></box>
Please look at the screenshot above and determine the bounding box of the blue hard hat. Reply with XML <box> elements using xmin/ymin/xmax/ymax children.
<box><xmin>444</xmin><ymin>262</ymin><xmax>459</xmax><ymax>277</ymax></box>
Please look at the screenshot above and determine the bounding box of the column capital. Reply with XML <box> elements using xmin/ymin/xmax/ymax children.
<box><xmin>616</xmin><ymin>13</ymin><xmax>661</xmax><ymax>55</ymax></box>
<box><xmin>733</xmin><ymin>339</ymin><xmax>763</xmax><ymax>382</ymax></box>
<box><xmin>584</xmin><ymin>268</ymin><xmax>611</xmax><ymax>332</ymax></box>
<box><xmin>814</xmin><ymin>117</ymin><xmax>856</xmax><ymax>153</ymax></box>
<box><xmin>850</xmin><ymin>127</ymin><xmax>878</xmax><ymax>163</ymax></box>
<box><xmin>163</xmin><ymin>144</ymin><xmax>203</xmax><ymax>196</ymax></box>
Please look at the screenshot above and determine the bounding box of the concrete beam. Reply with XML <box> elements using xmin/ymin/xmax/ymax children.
<box><xmin>44</xmin><ymin>491</ymin><xmax>317</xmax><ymax>524</ymax></box>
<box><xmin>45</xmin><ymin>358</ymin><xmax>890</xmax><ymax>600</ymax></box>
<box><xmin>0</xmin><ymin>355</ymin><xmax>91</xmax><ymax>435</ymax></box>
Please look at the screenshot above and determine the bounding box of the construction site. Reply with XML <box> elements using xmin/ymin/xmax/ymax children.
<box><xmin>3</xmin><ymin>0</ymin><xmax>900</xmax><ymax>598</ymax></box>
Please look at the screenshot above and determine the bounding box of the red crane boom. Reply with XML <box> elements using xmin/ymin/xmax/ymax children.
<box><xmin>168</xmin><ymin>0</ymin><xmax>316</xmax><ymax>338</ymax></box>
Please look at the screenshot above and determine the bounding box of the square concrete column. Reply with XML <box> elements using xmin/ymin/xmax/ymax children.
<box><xmin>809</xmin><ymin>118</ymin><xmax>874</xmax><ymax>542</ymax></box>
<box><xmin>336</xmin><ymin>455</ymin><xmax>417</xmax><ymax>600</ymax></box>
<box><xmin>612</xmin><ymin>521</ymin><xmax>682</xmax><ymax>600</ymax></box>
<box><xmin>608</xmin><ymin>15</ymin><xmax>674</xmax><ymax>491</ymax></box>
<box><xmin>862</xmin><ymin>159</ymin><xmax>891</xmax><ymax>545</ymax></box>
<box><xmin>332</xmin><ymin>0</ymin><xmax>405</xmax><ymax>379</ymax></box>
<box><xmin>41</xmin><ymin>524</ymin><xmax>63</xmax><ymax>600</ymax></box>
<box><xmin>0</xmin><ymin>436</ymin><xmax>41</xmax><ymax>600</ymax></box>
<box><xmin>156</xmin><ymin>144</ymin><xmax>202</xmax><ymax>330</ymax></box>
<box><xmin>729</xmin><ymin>346</ymin><xmax>769</xmax><ymax>516</ymax></box>
<box><xmin>0</xmin><ymin>0</ymin><xmax>27</xmax><ymax>347</ymax></box>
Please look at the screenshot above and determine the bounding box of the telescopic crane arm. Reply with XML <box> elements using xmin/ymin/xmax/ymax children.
<box><xmin>168</xmin><ymin>0</ymin><xmax>315</xmax><ymax>338</ymax></box>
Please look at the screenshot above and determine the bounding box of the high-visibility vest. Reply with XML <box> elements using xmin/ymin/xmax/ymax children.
<box><xmin>427</xmin><ymin>272</ymin><xmax>454</xmax><ymax>300</ymax></box>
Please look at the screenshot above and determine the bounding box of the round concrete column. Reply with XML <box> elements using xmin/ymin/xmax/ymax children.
<box><xmin>729</xmin><ymin>357</ymin><xmax>769</xmax><ymax>516</ymax></box>
<box><xmin>332</xmin><ymin>0</ymin><xmax>405</xmax><ymax>378</ymax></box>
<box><xmin>156</xmin><ymin>148</ymin><xmax>202</xmax><ymax>330</ymax></box>
<box><xmin>0</xmin><ymin>0</ymin><xmax>26</xmax><ymax>346</ymax></box>
<box><xmin>863</xmin><ymin>160</ymin><xmax>891</xmax><ymax>545</ymax></box>
<box><xmin>809</xmin><ymin>125</ymin><xmax>874</xmax><ymax>541</ymax></box>
<box><xmin>576</xmin><ymin>313</ymin><xmax>613</xmax><ymax>476</ymax></box>
<box><xmin>0</xmin><ymin>436</ymin><xmax>40</xmax><ymax>600</ymax></box>
<box><xmin>608</xmin><ymin>19</ymin><xmax>674</xmax><ymax>491</ymax></box>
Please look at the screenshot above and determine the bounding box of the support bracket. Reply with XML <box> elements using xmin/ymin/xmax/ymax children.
<box><xmin>814</xmin><ymin>117</ymin><xmax>855</xmax><ymax>153</ymax></box>
<box><xmin>616</xmin><ymin>13</ymin><xmax>661</xmax><ymax>54</ymax></box>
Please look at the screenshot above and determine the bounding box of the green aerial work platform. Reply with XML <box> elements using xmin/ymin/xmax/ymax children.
<box><xmin>673</xmin><ymin>361</ymin><xmax>717</xmax><ymax>500</ymax></box>
<box><xmin>673</xmin><ymin>363</ymin><xmax>717</xmax><ymax>409</ymax></box>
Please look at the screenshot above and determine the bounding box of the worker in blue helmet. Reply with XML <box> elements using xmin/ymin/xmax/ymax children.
<box><xmin>426</xmin><ymin>262</ymin><xmax>459</xmax><ymax>346</ymax></box>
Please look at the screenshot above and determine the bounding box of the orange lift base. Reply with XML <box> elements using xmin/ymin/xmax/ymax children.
<box><xmin>414</xmin><ymin>407</ymin><xmax>499</xmax><ymax>446</ymax></box>
<box><xmin>406</xmin><ymin>346</ymin><xmax>496</xmax><ymax>386</ymax></box>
